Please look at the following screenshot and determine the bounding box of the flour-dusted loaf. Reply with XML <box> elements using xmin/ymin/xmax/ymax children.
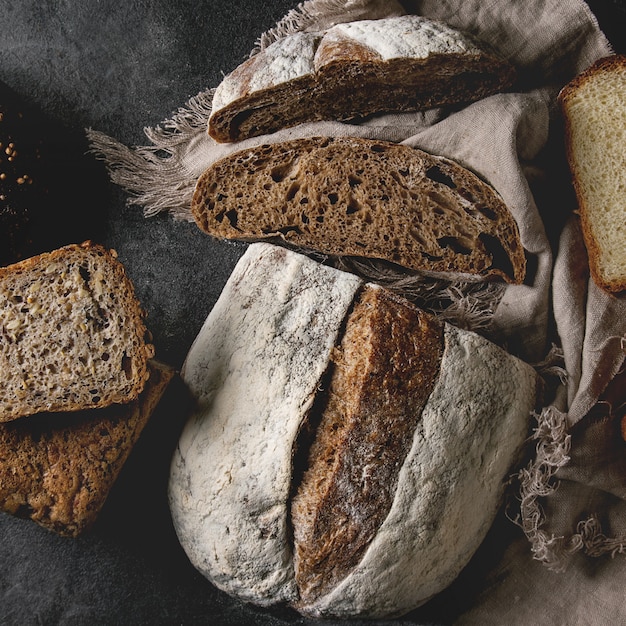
<box><xmin>0</xmin><ymin>242</ymin><xmax>155</xmax><ymax>421</ymax></box>
<box><xmin>208</xmin><ymin>14</ymin><xmax>515</xmax><ymax>143</ymax></box>
<box><xmin>559</xmin><ymin>54</ymin><xmax>626</xmax><ymax>294</ymax></box>
<box><xmin>192</xmin><ymin>136</ymin><xmax>526</xmax><ymax>283</ymax></box>
<box><xmin>169</xmin><ymin>243</ymin><xmax>539</xmax><ymax>619</ymax></box>
<box><xmin>0</xmin><ymin>360</ymin><xmax>174</xmax><ymax>537</ymax></box>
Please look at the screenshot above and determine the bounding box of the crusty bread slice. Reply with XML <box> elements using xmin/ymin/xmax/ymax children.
<box><xmin>0</xmin><ymin>241</ymin><xmax>155</xmax><ymax>421</ymax></box>
<box><xmin>191</xmin><ymin>136</ymin><xmax>526</xmax><ymax>283</ymax></box>
<box><xmin>559</xmin><ymin>54</ymin><xmax>626</xmax><ymax>294</ymax></box>
<box><xmin>0</xmin><ymin>360</ymin><xmax>174</xmax><ymax>536</ymax></box>
<box><xmin>208</xmin><ymin>15</ymin><xmax>515</xmax><ymax>143</ymax></box>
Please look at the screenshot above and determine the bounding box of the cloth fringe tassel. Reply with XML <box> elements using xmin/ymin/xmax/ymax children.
<box><xmin>515</xmin><ymin>406</ymin><xmax>626</xmax><ymax>571</ymax></box>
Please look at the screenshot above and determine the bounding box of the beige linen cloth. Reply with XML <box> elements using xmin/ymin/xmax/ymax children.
<box><xmin>89</xmin><ymin>0</ymin><xmax>626</xmax><ymax>622</ymax></box>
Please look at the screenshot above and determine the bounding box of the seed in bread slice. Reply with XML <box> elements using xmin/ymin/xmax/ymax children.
<box><xmin>208</xmin><ymin>15</ymin><xmax>515</xmax><ymax>143</ymax></box>
<box><xmin>191</xmin><ymin>136</ymin><xmax>526</xmax><ymax>283</ymax></box>
<box><xmin>559</xmin><ymin>54</ymin><xmax>626</xmax><ymax>294</ymax></box>
<box><xmin>0</xmin><ymin>241</ymin><xmax>155</xmax><ymax>421</ymax></box>
<box><xmin>0</xmin><ymin>360</ymin><xmax>173</xmax><ymax>536</ymax></box>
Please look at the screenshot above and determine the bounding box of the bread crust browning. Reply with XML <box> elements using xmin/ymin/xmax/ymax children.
<box><xmin>208</xmin><ymin>15</ymin><xmax>515</xmax><ymax>143</ymax></box>
<box><xmin>291</xmin><ymin>285</ymin><xmax>444</xmax><ymax>606</ymax></box>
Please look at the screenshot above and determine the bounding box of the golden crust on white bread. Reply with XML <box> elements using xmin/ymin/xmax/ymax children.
<box><xmin>169</xmin><ymin>243</ymin><xmax>539</xmax><ymax>619</ymax></box>
<box><xmin>191</xmin><ymin>136</ymin><xmax>526</xmax><ymax>284</ymax></box>
<box><xmin>560</xmin><ymin>54</ymin><xmax>626</xmax><ymax>294</ymax></box>
<box><xmin>208</xmin><ymin>15</ymin><xmax>515</xmax><ymax>143</ymax></box>
<box><xmin>0</xmin><ymin>242</ymin><xmax>155</xmax><ymax>421</ymax></box>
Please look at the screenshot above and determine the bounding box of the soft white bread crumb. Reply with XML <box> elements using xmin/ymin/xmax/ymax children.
<box><xmin>560</xmin><ymin>54</ymin><xmax>626</xmax><ymax>293</ymax></box>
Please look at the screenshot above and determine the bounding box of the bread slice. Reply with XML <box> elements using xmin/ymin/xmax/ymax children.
<box><xmin>0</xmin><ymin>360</ymin><xmax>174</xmax><ymax>537</ymax></box>
<box><xmin>191</xmin><ymin>136</ymin><xmax>526</xmax><ymax>283</ymax></box>
<box><xmin>559</xmin><ymin>54</ymin><xmax>626</xmax><ymax>294</ymax></box>
<box><xmin>0</xmin><ymin>241</ymin><xmax>155</xmax><ymax>421</ymax></box>
<box><xmin>208</xmin><ymin>15</ymin><xmax>515</xmax><ymax>143</ymax></box>
<box><xmin>169</xmin><ymin>243</ymin><xmax>539</xmax><ymax>618</ymax></box>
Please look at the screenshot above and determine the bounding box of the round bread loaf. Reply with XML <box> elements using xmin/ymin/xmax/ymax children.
<box><xmin>168</xmin><ymin>242</ymin><xmax>539</xmax><ymax>619</ymax></box>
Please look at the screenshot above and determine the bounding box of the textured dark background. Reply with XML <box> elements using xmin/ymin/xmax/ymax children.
<box><xmin>0</xmin><ymin>1</ymin><xmax>625</xmax><ymax>624</ymax></box>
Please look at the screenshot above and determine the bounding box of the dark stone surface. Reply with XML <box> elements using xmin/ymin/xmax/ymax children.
<box><xmin>0</xmin><ymin>1</ymin><xmax>624</xmax><ymax>624</ymax></box>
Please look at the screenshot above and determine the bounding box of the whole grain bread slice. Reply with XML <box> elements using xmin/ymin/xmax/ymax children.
<box><xmin>0</xmin><ymin>360</ymin><xmax>174</xmax><ymax>536</ymax></box>
<box><xmin>559</xmin><ymin>54</ymin><xmax>626</xmax><ymax>294</ymax></box>
<box><xmin>191</xmin><ymin>136</ymin><xmax>526</xmax><ymax>283</ymax></box>
<box><xmin>208</xmin><ymin>15</ymin><xmax>515</xmax><ymax>143</ymax></box>
<box><xmin>0</xmin><ymin>241</ymin><xmax>155</xmax><ymax>421</ymax></box>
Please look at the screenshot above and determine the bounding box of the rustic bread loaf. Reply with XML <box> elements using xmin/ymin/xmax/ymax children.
<box><xmin>191</xmin><ymin>136</ymin><xmax>526</xmax><ymax>283</ymax></box>
<box><xmin>169</xmin><ymin>243</ymin><xmax>539</xmax><ymax>619</ymax></box>
<box><xmin>559</xmin><ymin>54</ymin><xmax>626</xmax><ymax>294</ymax></box>
<box><xmin>208</xmin><ymin>15</ymin><xmax>515</xmax><ymax>143</ymax></box>
<box><xmin>0</xmin><ymin>241</ymin><xmax>155</xmax><ymax>421</ymax></box>
<box><xmin>0</xmin><ymin>360</ymin><xmax>174</xmax><ymax>537</ymax></box>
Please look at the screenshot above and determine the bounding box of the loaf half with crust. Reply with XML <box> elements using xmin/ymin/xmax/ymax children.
<box><xmin>0</xmin><ymin>242</ymin><xmax>155</xmax><ymax>421</ymax></box>
<box><xmin>208</xmin><ymin>15</ymin><xmax>515</xmax><ymax>143</ymax></box>
<box><xmin>0</xmin><ymin>360</ymin><xmax>174</xmax><ymax>536</ymax></box>
<box><xmin>191</xmin><ymin>136</ymin><xmax>526</xmax><ymax>283</ymax></box>
<box><xmin>559</xmin><ymin>54</ymin><xmax>626</xmax><ymax>294</ymax></box>
<box><xmin>169</xmin><ymin>243</ymin><xmax>539</xmax><ymax>619</ymax></box>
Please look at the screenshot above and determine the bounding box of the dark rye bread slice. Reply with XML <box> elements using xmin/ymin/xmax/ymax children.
<box><xmin>0</xmin><ymin>242</ymin><xmax>155</xmax><ymax>421</ymax></box>
<box><xmin>191</xmin><ymin>136</ymin><xmax>526</xmax><ymax>283</ymax></box>
<box><xmin>291</xmin><ymin>285</ymin><xmax>444</xmax><ymax>606</ymax></box>
<box><xmin>0</xmin><ymin>360</ymin><xmax>174</xmax><ymax>537</ymax></box>
<box><xmin>208</xmin><ymin>15</ymin><xmax>515</xmax><ymax>143</ymax></box>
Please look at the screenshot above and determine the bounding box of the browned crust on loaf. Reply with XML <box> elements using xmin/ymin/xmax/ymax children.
<box><xmin>191</xmin><ymin>136</ymin><xmax>526</xmax><ymax>283</ymax></box>
<box><xmin>0</xmin><ymin>241</ymin><xmax>155</xmax><ymax>420</ymax></box>
<box><xmin>0</xmin><ymin>360</ymin><xmax>174</xmax><ymax>536</ymax></box>
<box><xmin>290</xmin><ymin>285</ymin><xmax>444</xmax><ymax>606</ymax></box>
<box><xmin>208</xmin><ymin>29</ymin><xmax>514</xmax><ymax>143</ymax></box>
<box><xmin>559</xmin><ymin>54</ymin><xmax>626</xmax><ymax>294</ymax></box>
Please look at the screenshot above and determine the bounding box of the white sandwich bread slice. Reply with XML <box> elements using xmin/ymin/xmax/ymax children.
<box><xmin>168</xmin><ymin>243</ymin><xmax>539</xmax><ymax>619</ymax></box>
<box><xmin>559</xmin><ymin>54</ymin><xmax>626</xmax><ymax>294</ymax></box>
<box><xmin>208</xmin><ymin>14</ymin><xmax>515</xmax><ymax>143</ymax></box>
<box><xmin>191</xmin><ymin>136</ymin><xmax>526</xmax><ymax>284</ymax></box>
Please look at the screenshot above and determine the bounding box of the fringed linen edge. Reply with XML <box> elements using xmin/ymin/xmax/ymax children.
<box><xmin>86</xmin><ymin>89</ymin><xmax>216</xmax><ymax>221</ymax></box>
<box><xmin>514</xmin><ymin>405</ymin><xmax>626</xmax><ymax>571</ymax></box>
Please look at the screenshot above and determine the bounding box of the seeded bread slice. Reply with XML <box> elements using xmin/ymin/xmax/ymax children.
<box><xmin>559</xmin><ymin>54</ymin><xmax>626</xmax><ymax>293</ymax></box>
<box><xmin>191</xmin><ymin>136</ymin><xmax>526</xmax><ymax>283</ymax></box>
<box><xmin>0</xmin><ymin>360</ymin><xmax>174</xmax><ymax>536</ymax></box>
<box><xmin>0</xmin><ymin>241</ymin><xmax>155</xmax><ymax>421</ymax></box>
<box><xmin>208</xmin><ymin>15</ymin><xmax>515</xmax><ymax>143</ymax></box>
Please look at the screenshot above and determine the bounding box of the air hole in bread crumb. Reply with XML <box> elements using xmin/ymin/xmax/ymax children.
<box><xmin>426</xmin><ymin>165</ymin><xmax>457</xmax><ymax>189</ymax></box>
<box><xmin>478</xmin><ymin>233</ymin><xmax>514</xmax><ymax>278</ymax></box>
<box><xmin>328</xmin><ymin>193</ymin><xmax>339</xmax><ymax>205</ymax></box>
<box><xmin>437</xmin><ymin>236</ymin><xmax>473</xmax><ymax>255</ymax></box>
<box><xmin>79</xmin><ymin>265</ymin><xmax>90</xmax><ymax>285</ymax></box>
<box><xmin>122</xmin><ymin>355</ymin><xmax>132</xmax><ymax>379</ymax></box>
